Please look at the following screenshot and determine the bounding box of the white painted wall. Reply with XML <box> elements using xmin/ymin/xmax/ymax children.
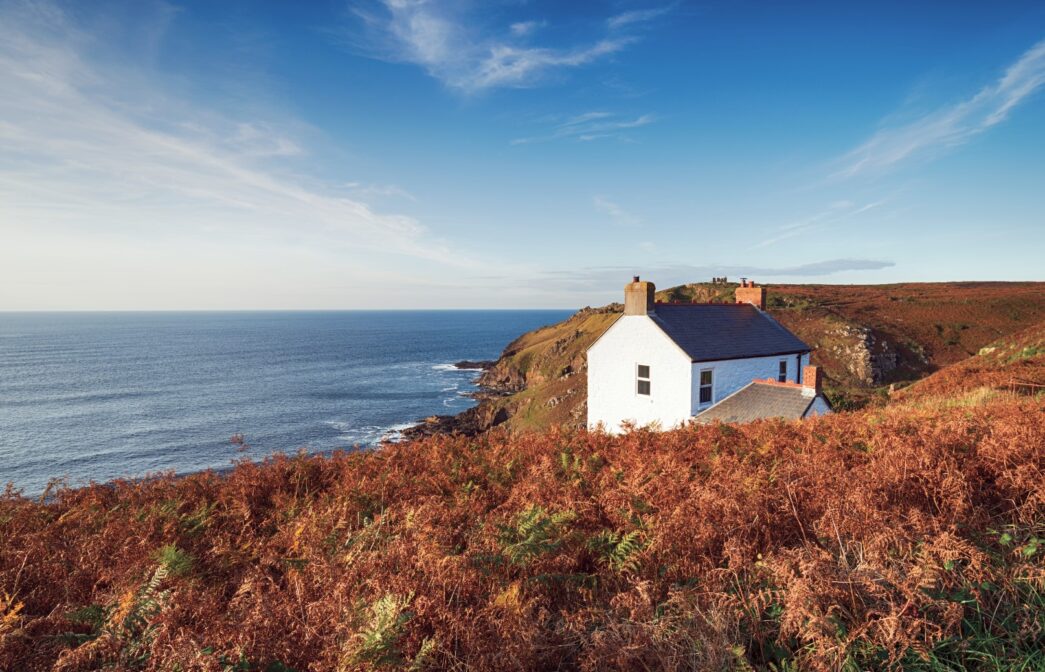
<box><xmin>587</xmin><ymin>316</ymin><xmax>693</xmax><ymax>433</ymax></box>
<box><xmin>805</xmin><ymin>395</ymin><xmax>832</xmax><ymax>417</ymax></box>
<box><xmin>689</xmin><ymin>352</ymin><xmax>810</xmax><ymax>414</ymax></box>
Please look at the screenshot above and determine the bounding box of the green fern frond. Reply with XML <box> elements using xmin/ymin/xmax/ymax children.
<box><xmin>348</xmin><ymin>592</ymin><xmax>414</xmax><ymax>668</ymax></box>
<box><xmin>409</xmin><ymin>636</ymin><xmax>438</xmax><ymax>671</ymax></box>
<box><xmin>155</xmin><ymin>543</ymin><xmax>194</xmax><ymax>577</ymax></box>
<box><xmin>498</xmin><ymin>506</ymin><xmax>576</xmax><ymax>567</ymax></box>
<box><xmin>588</xmin><ymin>529</ymin><xmax>646</xmax><ymax>573</ymax></box>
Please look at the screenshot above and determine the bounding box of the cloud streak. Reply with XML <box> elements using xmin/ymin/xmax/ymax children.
<box><xmin>0</xmin><ymin>1</ymin><xmax>460</xmax><ymax>267</ymax></box>
<box><xmin>509</xmin><ymin>20</ymin><xmax>545</xmax><ymax>38</ymax></box>
<box><xmin>607</xmin><ymin>6</ymin><xmax>674</xmax><ymax>31</ymax></box>
<box><xmin>756</xmin><ymin>200</ymin><xmax>884</xmax><ymax>248</ymax></box>
<box><xmin>344</xmin><ymin>1</ymin><xmax>667</xmax><ymax>91</ymax></box>
<box><xmin>838</xmin><ymin>38</ymin><xmax>1045</xmax><ymax>177</ymax></box>
<box><xmin>533</xmin><ymin>260</ymin><xmax>896</xmax><ymax>293</ymax></box>
<box><xmin>511</xmin><ymin>111</ymin><xmax>655</xmax><ymax>144</ymax></box>
<box><xmin>593</xmin><ymin>195</ymin><xmax>640</xmax><ymax>226</ymax></box>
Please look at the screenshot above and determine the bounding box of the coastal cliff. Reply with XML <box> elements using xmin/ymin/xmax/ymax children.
<box><xmin>406</xmin><ymin>281</ymin><xmax>1045</xmax><ymax>437</ymax></box>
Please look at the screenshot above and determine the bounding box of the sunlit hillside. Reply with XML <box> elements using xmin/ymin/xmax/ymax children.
<box><xmin>2</xmin><ymin>388</ymin><xmax>1042</xmax><ymax>670</ymax></box>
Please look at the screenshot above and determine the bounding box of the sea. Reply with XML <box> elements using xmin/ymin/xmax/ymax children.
<box><xmin>0</xmin><ymin>310</ymin><xmax>572</xmax><ymax>495</ymax></box>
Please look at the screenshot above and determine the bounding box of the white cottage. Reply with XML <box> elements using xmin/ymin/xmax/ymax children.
<box><xmin>586</xmin><ymin>277</ymin><xmax>831</xmax><ymax>433</ymax></box>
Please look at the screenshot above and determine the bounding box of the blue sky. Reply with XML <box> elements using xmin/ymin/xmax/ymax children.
<box><xmin>1</xmin><ymin>0</ymin><xmax>1043</xmax><ymax>309</ymax></box>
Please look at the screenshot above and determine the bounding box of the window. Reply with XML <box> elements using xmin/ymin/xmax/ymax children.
<box><xmin>636</xmin><ymin>364</ymin><xmax>650</xmax><ymax>395</ymax></box>
<box><xmin>778</xmin><ymin>360</ymin><xmax>788</xmax><ymax>383</ymax></box>
<box><xmin>699</xmin><ymin>369</ymin><xmax>713</xmax><ymax>405</ymax></box>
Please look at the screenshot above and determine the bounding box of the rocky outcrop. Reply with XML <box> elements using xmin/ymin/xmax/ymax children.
<box><xmin>398</xmin><ymin>402</ymin><xmax>510</xmax><ymax>441</ymax></box>
<box><xmin>822</xmin><ymin>324</ymin><xmax>898</xmax><ymax>385</ymax></box>
<box><xmin>454</xmin><ymin>360</ymin><xmax>495</xmax><ymax>371</ymax></box>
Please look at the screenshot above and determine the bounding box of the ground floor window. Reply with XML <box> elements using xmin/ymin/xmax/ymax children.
<box><xmin>637</xmin><ymin>364</ymin><xmax>650</xmax><ymax>395</ymax></box>
<box><xmin>778</xmin><ymin>359</ymin><xmax>788</xmax><ymax>383</ymax></box>
<box><xmin>699</xmin><ymin>369</ymin><xmax>713</xmax><ymax>405</ymax></box>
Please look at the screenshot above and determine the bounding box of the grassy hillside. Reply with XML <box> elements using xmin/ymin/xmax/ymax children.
<box><xmin>2</xmin><ymin>394</ymin><xmax>1042</xmax><ymax>670</ymax></box>
<box><xmin>892</xmin><ymin>320</ymin><xmax>1045</xmax><ymax>405</ymax></box>
<box><xmin>468</xmin><ymin>282</ymin><xmax>1045</xmax><ymax>432</ymax></box>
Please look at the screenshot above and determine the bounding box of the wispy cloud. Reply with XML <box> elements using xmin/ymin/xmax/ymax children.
<box><xmin>607</xmin><ymin>6</ymin><xmax>674</xmax><ymax>31</ymax></box>
<box><xmin>534</xmin><ymin>259</ymin><xmax>896</xmax><ymax>293</ymax></box>
<box><xmin>838</xmin><ymin>38</ymin><xmax>1045</xmax><ymax>177</ymax></box>
<box><xmin>511</xmin><ymin>111</ymin><xmax>655</xmax><ymax>144</ymax></box>
<box><xmin>343</xmin><ymin>2</ymin><xmax>666</xmax><ymax>91</ymax></box>
<box><xmin>471</xmin><ymin>39</ymin><xmax>631</xmax><ymax>90</ymax></box>
<box><xmin>756</xmin><ymin>200</ymin><xmax>884</xmax><ymax>248</ymax></box>
<box><xmin>344</xmin><ymin>181</ymin><xmax>416</xmax><ymax>201</ymax></box>
<box><xmin>509</xmin><ymin>20</ymin><xmax>545</xmax><ymax>38</ymax></box>
<box><xmin>0</xmin><ymin>1</ymin><xmax>463</xmax><ymax>269</ymax></box>
<box><xmin>593</xmin><ymin>195</ymin><xmax>640</xmax><ymax>226</ymax></box>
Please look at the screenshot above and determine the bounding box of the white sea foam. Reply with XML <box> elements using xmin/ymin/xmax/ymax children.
<box><xmin>433</xmin><ymin>362</ymin><xmax>486</xmax><ymax>372</ymax></box>
<box><xmin>379</xmin><ymin>422</ymin><xmax>417</xmax><ymax>443</ymax></box>
<box><xmin>324</xmin><ymin>420</ymin><xmax>352</xmax><ymax>432</ymax></box>
<box><xmin>325</xmin><ymin>419</ymin><xmax>419</xmax><ymax>446</ymax></box>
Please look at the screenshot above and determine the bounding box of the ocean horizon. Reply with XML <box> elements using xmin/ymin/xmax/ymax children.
<box><xmin>0</xmin><ymin>310</ymin><xmax>572</xmax><ymax>494</ymax></box>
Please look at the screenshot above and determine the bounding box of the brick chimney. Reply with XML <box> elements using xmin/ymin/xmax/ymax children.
<box><xmin>803</xmin><ymin>365</ymin><xmax>823</xmax><ymax>394</ymax></box>
<box><xmin>735</xmin><ymin>279</ymin><xmax>767</xmax><ymax>310</ymax></box>
<box><xmin>624</xmin><ymin>276</ymin><xmax>656</xmax><ymax>315</ymax></box>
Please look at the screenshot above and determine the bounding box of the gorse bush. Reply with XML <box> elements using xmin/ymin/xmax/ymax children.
<box><xmin>1</xmin><ymin>396</ymin><xmax>1043</xmax><ymax>670</ymax></box>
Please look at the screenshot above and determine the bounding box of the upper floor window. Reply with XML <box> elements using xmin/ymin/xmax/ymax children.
<box><xmin>778</xmin><ymin>360</ymin><xmax>788</xmax><ymax>383</ymax></box>
<box><xmin>637</xmin><ymin>364</ymin><xmax>651</xmax><ymax>395</ymax></box>
<box><xmin>699</xmin><ymin>369</ymin><xmax>713</xmax><ymax>405</ymax></box>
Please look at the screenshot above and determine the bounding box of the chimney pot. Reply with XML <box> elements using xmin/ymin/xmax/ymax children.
<box><xmin>633</xmin><ymin>275</ymin><xmax>640</xmax><ymax>282</ymax></box>
<box><xmin>735</xmin><ymin>279</ymin><xmax>767</xmax><ymax>310</ymax></box>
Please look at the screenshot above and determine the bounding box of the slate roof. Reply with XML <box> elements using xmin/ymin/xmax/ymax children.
<box><xmin>648</xmin><ymin>304</ymin><xmax>810</xmax><ymax>362</ymax></box>
<box><xmin>693</xmin><ymin>382</ymin><xmax>818</xmax><ymax>424</ymax></box>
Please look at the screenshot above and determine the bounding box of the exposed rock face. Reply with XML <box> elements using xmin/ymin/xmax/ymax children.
<box><xmin>454</xmin><ymin>360</ymin><xmax>495</xmax><ymax>371</ymax></box>
<box><xmin>398</xmin><ymin>403</ymin><xmax>510</xmax><ymax>441</ymax></box>
<box><xmin>823</xmin><ymin>324</ymin><xmax>898</xmax><ymax>385</ymax></box>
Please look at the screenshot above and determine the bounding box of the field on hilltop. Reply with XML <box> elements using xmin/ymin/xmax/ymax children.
<box><xmin>458</xmin><ymin>281</ymin><xmax>1045</xmax><ymax>433</ymax></box>
<box><xmin>2</xmin><ymin>391</ymin><xmax>1042</xmax><ymax>670</ymax></box>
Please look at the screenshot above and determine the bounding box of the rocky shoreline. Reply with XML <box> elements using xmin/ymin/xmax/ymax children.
<box><xmin>397</xmin><ymin>305</ymin><xmax>616</xmax><ymax>442</ymax></box>
<box><xmin>398</xmin><ymin>360</ymin><xmax>502</xmax><ymax>441</ymax></box>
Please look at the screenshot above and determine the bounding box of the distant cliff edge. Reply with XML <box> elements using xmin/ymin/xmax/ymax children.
<box><xmin>403</xmin><ymin>281</ymin><xmax>1045</xmax><ymax>439</ymax></box>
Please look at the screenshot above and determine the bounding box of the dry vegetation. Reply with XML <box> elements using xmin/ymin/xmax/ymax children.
<box><xmin>769</xmin><ymin>282</ymin><xmax>1045</xmax><ymax>367</ymax></box>
<box><xmin>894</xmin><ymin>321</ymin><xmax>1045</xmax><ymax>405</ymax></box>
<box><xmin>2</xmin><ymin>393</ymin><xmax>1043</xmax><ymax>671</ymax></box>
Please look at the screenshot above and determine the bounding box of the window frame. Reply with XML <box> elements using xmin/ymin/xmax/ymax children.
<box><xmin>778</xmin><ymin>359</ymin><xmax>788</xmax><ymax>383</ymax></box>
<box><xmin>698</xmin><ymin>368</ymin><xmax>714</xmax><ymax>406</ymax></box>
<box><xmin>636</xmin><ymin>363</ymin><xmax>651</xmax><ymax>396</ymax></box>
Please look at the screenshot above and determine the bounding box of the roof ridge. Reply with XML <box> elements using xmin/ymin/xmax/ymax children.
<box><xmin>652</xmin><ymin>303</ymin><xmax>752</xmax><ymax>307</ymax></box>
<box><xmin>648</xmin><ymin>304</ymin><xmax>811</xmax><ymax>362</ymax></box>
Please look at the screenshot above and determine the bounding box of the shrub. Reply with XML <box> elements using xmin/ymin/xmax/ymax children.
<box><xmin>1</xmin><ymin>396</ymin><xmax>1043</xmax><ymax>670</ymax></box>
